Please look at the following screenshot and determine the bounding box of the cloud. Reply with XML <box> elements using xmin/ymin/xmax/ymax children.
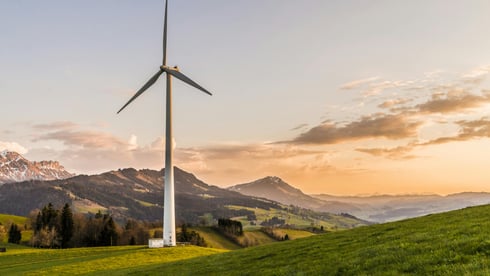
<box><xmin>287</xmin><ymin>113</ymin><xmax>421</xmax><ymax>145</ymax></box>
<box><xmin>33</xmin><ymin>130</ymin><xmax>127</xmax><ymax>150</ymax></box>
<box><xmin>340</xmin><ymin>77</ymin><xmax>379</xmax><ymax>90</ymax></box>
<box><xmin>32</xmin><ymin>121</ymin><xmax>79</xmax><ymax>130</ymax></box>
<box><xmin>378</xmin><ymin>98</ymin><xmax>413</xmax><ymax>109</ymax></box>
<box><xmin>361</xmin><ymin>80</ymin><xmax>409</xmax><ymax>97</ymax></box>
<box><xmin>461</xmin><ymin>65</ymin><xmax>490</xmax><ymax>84</ymax></box>
<box><xmin>357</xmin><ymin>118</ymin><xmax>490</xmax><ymax>159</ymax></box>
<box><xmin>290</xmin><ymin>123</ymin><xmax>309</xmax><ymax>131</ymax></box>
<box><xmin>419</xmin><ymin>118</ymin><xmax>490</xmax><ymax>146</ymax></box>
<box><xmin>356</xmin><ymin>144</ymin><xmax>417</xmax><ymax>160</ymax></box>
<box><xmin>415</xmin><ymin>90</ymin><xmax>490</xmax><ymax>114</ymax></box>
<box><xmin>0</xmin><ymin>141</ymin><xmax>28</xmax><ymax>154</ymax></box>
<box><xmin>128</xmin><ymin>134</ymin><xmax>138</xmax><ymax>150</ymax></box>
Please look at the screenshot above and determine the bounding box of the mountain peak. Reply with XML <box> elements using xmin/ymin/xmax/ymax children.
<box><xmin>228</xmin><ymin>176</ymin><xmax>311</xmax><ymax>204</ymax></box>
<box><xmin>261</xmin><ymin>176</ymin><xmax>283</xmax><ymax>183</ymax></box>
<box><xmin>0</xmin><ymin>151</ymin><xmax>74</xmax><ymax>184</ymax></box>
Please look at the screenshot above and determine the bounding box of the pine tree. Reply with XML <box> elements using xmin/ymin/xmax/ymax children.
<box><xmin>100</xmin><ymin>216</ymin><xmax>118</xmax><ymax>246</ymax></box>
<box><xmin>60</xmin><ymin>203</ymin><xmax>74</xmax><ymax>248</ymax></box>
<box><xmin>8</xmin><ymin>224</ymin><xmax>21</xmax><ymax>244</ymax></box>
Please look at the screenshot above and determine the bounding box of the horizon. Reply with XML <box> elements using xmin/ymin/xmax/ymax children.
<box><xmin>2</xmin><ymin>1</ymin><xmax>490</xmax><ymax>195</ymax></box>
<box><xmin>1</xmin><ymin>149</ymin><xmax>487</xmax><ymax>197</ymax></box>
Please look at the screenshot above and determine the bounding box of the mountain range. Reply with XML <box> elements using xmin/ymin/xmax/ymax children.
<box><xmin>0</xmin><ymin>151</ymin><xmax>73</xmax><ymax>184</ymax></box>
<box><xmin>228</xmin><ymin>177</ymin><xmax>490</xmax><ymax>222</ymax></box>
<box><xmin>0</xmin><ymin>167</ymin><xmax>279</xmax><ymax>224</ymax></box>
<box><xmin>2</xmin><ymin>151</ymin><xmax>490</xmax><ymax>224</ymax></box>
<box><xmin>0</xmin><ymin>157</ymin><xmax>365</xmax><ymax>229</ymax></box>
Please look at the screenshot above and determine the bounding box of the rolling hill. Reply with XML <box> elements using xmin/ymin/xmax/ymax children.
<box><xmin>2</xmin><ymin>204</ymin><xmax>490</xmax><ymax>274</ymax></box>
<box><xmin>125</xmin><ymin>204</ymin><xmax>490</xmax><ymax>274</ymax></box>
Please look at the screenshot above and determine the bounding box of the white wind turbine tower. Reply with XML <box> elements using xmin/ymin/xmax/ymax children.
<box><xmin>117</xmin><ymin>0</ymin><xmax>212</xmax><ymax>247</ymax></box>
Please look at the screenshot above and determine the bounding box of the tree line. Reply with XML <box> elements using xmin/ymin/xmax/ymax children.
<box><xmin>3</xmin><ymin>202</ymin><xmax>208</xmax><ymax>248</ymax></box>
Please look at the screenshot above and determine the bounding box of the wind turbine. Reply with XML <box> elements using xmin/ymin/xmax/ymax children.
<box><xmin>117</xmin><ymin>0</ymin><xmax>212</xmax><ymax>247</ymax></box>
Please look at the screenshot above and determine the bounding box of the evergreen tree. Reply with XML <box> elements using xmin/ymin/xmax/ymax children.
<box><xmin>100</xmin><ymin>216</ymin><xmax>118</xmax><ymax>246</ymax></box>
<box><xmin>41</xmin><ymin>203</ymin><xmax>58</xmax><ymax>230</ymax></box>
<box><xmin>60</xmin><ymin>203</ymin><xmax>74</xmax><ymax>248</ymax></box>
<box><xmin>8</xmin><ymin>224</ymin><xmax>22</xmax><ymax>244</ymax></box>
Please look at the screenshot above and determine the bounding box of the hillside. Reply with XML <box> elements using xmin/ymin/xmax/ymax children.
<box><xmin>2</xmin><ymin>204</ymin><xmax>490</xmax><ymax>274</ymax></box>
<box><xmin>0</xmin><ymin>167</ymin><xmax>279</xmax><ymax>224</ymax></box>
<box><xmin>141</xmin><ymin>204</ymin><xmax>490</xmax><ymax>274</ymax></box>
<box><xmin>229</xmin><ymin>176</ymin><xmax>360</xmax><ymax>214</ymax></box>
<box><xmin>0</xmin><ymin>168</ymin><xmax>366</xmax><ymax>230</ymax></box>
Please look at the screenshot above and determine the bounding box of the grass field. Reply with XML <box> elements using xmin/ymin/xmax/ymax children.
<box><xmin>138</xmin><ymin>204</ymin><xmax>490</xmax><ymax>275</ymax></box>
<box><xmin>190</xmin><ymin>227</ymin><xmax>241</xmax><ymax>250</ymax></box>
<box><xmin>3</xmin><ymin>205</ymin><xmax>490</xmax><ymax>274</ymax></box>
<box><xmin>0</xmin><ymin>244</ymin><xmax>225</xmax><ymax>275</ymax></box>
<box><xmin>227</xmin><ymin>205</ymin><xmax>363</xmax><ymax>230</ymax></box>
<box><xmin>0</xmin><ymin>214</ymin><xmax>30</xmax><ymax>243</ymax></box>
<box><xmin>0</xmin><ymin>214</ymin><xmax>27</xmax><ymax>226</ymax></box>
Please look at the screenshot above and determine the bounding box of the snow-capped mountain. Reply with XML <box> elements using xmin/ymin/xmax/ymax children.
<box><xmin>0</xmin><ymin>151</ymin><xmax>74</xmax><ymax>184</ymax></box>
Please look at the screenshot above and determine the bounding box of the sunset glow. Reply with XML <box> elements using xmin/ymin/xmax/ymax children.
<box><xmin>2</xmin><ymin>1</ymin><xmax>490</xmax><ymax>195</ymax></box>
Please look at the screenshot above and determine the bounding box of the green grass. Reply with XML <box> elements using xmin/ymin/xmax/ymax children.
<box><xmin>4</xmin><ymin>205</ymin><xmax>490</xmax><ymax>274</ymax></box>
<box><xmin>236</xmin><ymin>230</ymin><xmax>277</xmax><ymax>247</ymax></box>
<box><xmin>0</xmin><ymin>214</ymin><xmax>30</xmax><ymax>244</ymax></box>
<box><xmin>135</xmin><ymin>199</ymin><xmax>155</xmax><ymax>207</ymax></box>
<box><xmin>135</xmin><ymin>204</ymin><xmax>490</xmax><ymax>275</ymax></box>
<box><xmin>227</xmin><ymin>205</ymin><xmax>363</xmax><ymax>231</ymax></box>
<box><xmin>0</xmin><ymin>244</ymin><xmax>225</xmax><ymax>275</ymax></box>
<box><xmin>190</xmin><ymin>227</ymin><xmax>242</xmax><ymax>250</ymax></box>
<box><xmin>274</xmin><ymin>228</ymin><xmax>315</xmax><ymax>240</ymax></box>
<box><xmin>0</xmin><ymin>214</ymin><xmax>27</xmax><ymax>226</ymax></box>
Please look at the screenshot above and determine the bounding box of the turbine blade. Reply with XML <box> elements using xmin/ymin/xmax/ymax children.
<box><xmin>163</xmin><ymin>67</ymin><xmax>212</xmax><ymax>96</ymax></box>
<box><xmin>117</xmin><ymin>70</ymin><xmax>164</xmax><ymax>114</ymax></box>
<box><xmin>162</xmin><ymin>0</ymin><xmax>168</xmax><ymax>66</ymax></box>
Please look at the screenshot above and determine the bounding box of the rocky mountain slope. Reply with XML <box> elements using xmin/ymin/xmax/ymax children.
<box><xmin>0</xmin><ymin>151</ymin><xmax>73</xmax><ymax>184</ymax></box>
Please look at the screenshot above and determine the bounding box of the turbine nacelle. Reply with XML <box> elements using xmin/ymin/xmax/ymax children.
<box><xmin>160</xmin><ymin>65</ymin><xmax>180</xmax><ymax>71</ymax></box>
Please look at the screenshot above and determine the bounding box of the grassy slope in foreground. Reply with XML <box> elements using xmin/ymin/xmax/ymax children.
<box><xmin>0</xmin><ymin>244</ymin><xmax>225</xmax><ymax>275</ymax></box>
<box><xmin>138</xmin><ymin>204</ymin><xmax>490</xmax><ymax>275</ymax></box>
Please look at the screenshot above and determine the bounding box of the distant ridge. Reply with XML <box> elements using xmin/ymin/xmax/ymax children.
<box><xmin>228</xmin><ymin>176</ymin><xmax>360</xmax><ymax>214</ymax></box>
<box><xmin>229</xmin><ymin>176</ymin><xmax>490</xmax><ymax>223</ymax></box>
<box><xmin>0</xmin><ymin>151</ymin><xmax>73</xmax><ymax>184</ymax></box>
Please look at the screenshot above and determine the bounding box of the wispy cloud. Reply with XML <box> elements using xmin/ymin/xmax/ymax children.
<box><xmin>290</xmin><ymin>123</ymin><xmax>309</xmax><ymax>131</ymax></box>
<box><xmin>32</xmin><ymin>121</ymin><xmax>79</xmax><ymax>130</ymax></box>
<box><xmin>34</xmin><ymin>130</ymin><xmax>128</xmax><ymax>150</ymax></box>
<box><xmin>340</xmin><ymin>77</ymin><xmax>379</xmax><ymax>90</ymax></box>
<box><xmin>461</xmin><ymin>65</ymin><xmax>490</xmax><ymax>84</ymax></box>
<box><xmin>378</xmin><ymin>98</ymin><xmax>413</xmax><ymax>109</ymax></box>
<box><xmin>356</xmin><ymin>144</ymin><xmax>417</xmax><ymax>160</ymax></box>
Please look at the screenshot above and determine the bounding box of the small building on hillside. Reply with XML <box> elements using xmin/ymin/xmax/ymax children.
<box><xmin>148</xmin><ymin>239</ymin><xmax>164</xmax><ymax>248</ymax></box>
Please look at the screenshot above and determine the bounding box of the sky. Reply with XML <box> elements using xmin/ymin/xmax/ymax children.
<box><xmin>2</xmin><ymin>0</ymin><xmax>490</xmax><ymax>195</ymax></box>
